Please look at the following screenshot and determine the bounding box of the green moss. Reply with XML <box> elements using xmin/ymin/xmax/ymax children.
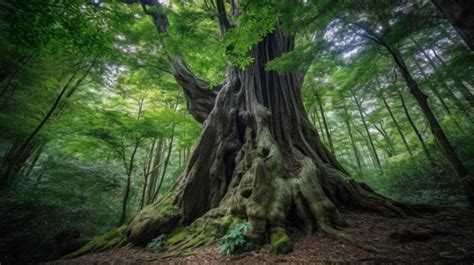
<box><xmin>271</xmin><ymin>228</ymin><xmax>291</xmax><ymax>254</ymax></box>
<box><xmin>166</xmin><ymin>227</ymin><xmax>190</xmax><ymax>246</ymax></box>
<box><xmin>159</xmin><ymin>203</ymin><xmax>175</xmax><ymax>215</ymax></box>
<box><xmin>220</xmin><ymin>215</ymin><xmax>242</xmax><ymax>229</ymax></box>
<box><xmin>63</xmin><ymin>225</ymin><xmax>127</xmax><ymax>259</ymax></box>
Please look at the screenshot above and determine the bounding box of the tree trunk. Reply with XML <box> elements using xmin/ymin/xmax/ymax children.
<box><xmin>312</xmin><ymin>106</ymin><xmax>327</xmax><ymax>144</ymax></box>
<box><xmin>351</xmin><ymin>92</ymin><xmax>382</xmax><ymax>169</ymax></box>
<box><xmin>316</xmin><ymin>92</ymin><xmax>335</xmax><ymax>154</ymax></box>
<box><xmin>20</xmin><ymin>143</ymin><xmax>45</xmax><ymax>179</ymax></box>
<box><xmin>398</xmin><ymin>89</ymin><xmax>433</xmax><ymax>162</ymax></box>
<box><xmin>124</xmin><ymin>25</ymin><xmax>410</xmax><ymax>249</ymax></box>
<box><xmin>151</xmin><ymin>135</ymin><xmax>174</xmax><ymax>202</ymax></box>
<box><xmin>0</xmin><ymin>138</ymin><xmax>38</xmax><ymax>189</ymax></box>
<box><xmin>440</xmin><ymin>81</ymin><xmax>472</xmax><ymax>119</ymax></box>
<box><xmin>343</xmin><ymin>103</ymin><xmax>364</xmax><ymax>177</ymax></box>
<box><xmin>140</xmin><ymin>139</ymin><xmax>156</xmax><ymax>210</ymax></box>
<box><xmin>381</xmin><ymin>94</ymin><xmax>413</xmax><ymax>156</ymax></box>
<box><xmin>373</xmin><ymin>122</ymin><xmax>396</xmax><ymax>157</ymax></box>
<box><xmin>431</xmin><ymin>0</ymin><xmax>474</xmax><ymax>51</ymax></box>
<box><xmin>146</xmin><ymin>138</ymin><xmax>164</xmax><ymax>205</ymax></box>
<box><xmin>119</xmin><ymin>139</ymin><xmax>140</xmax><ymax>225</ymax></box>
<box><xmin>388</xmin><ymin>45</ymin><xmax>474</xmax><ymax>206</ymax></box>
<box><xmin>429</xmin><ymin>48</ymin><xmax>474</xmax><ymax>107</ymax></box>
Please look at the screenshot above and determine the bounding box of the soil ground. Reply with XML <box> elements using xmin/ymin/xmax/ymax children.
<box><xmin>48</xmin><ymin>208</ymin><xmax>474</xmax><ymax>264</ymax></box>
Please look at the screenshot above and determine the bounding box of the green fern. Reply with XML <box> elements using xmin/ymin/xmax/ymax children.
<box><xmin>218</xmin><ymin>221</ymin><xmax>250</xmax><ymax>255</ymax></box>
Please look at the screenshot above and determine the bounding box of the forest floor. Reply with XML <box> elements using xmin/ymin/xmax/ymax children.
<box><xmin>48</xmin><ymin>208</ymin><xmax>474</xmax><ymax>264</ymax></box>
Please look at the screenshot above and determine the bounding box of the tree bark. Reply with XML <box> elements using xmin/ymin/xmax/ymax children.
<box><xmin>431</xmin><ymin>0</ymin><xmax>474</xmax><ymax>51</ymax></box>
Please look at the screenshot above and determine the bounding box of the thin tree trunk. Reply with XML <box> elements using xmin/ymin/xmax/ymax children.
<box><xmin>440</xmin><ymin>80</ymin><xmax>472</xmax><ymax>118</ymax></box>
<box><xmin>0</xmin><ymin>71</ymin><xmax>77</xmax><ymax>190</ymax></box>
<box><xmin>381</xmin><ymin>94</ymin><xmax>413</xmax><ymax>156</ymax></box>
<box><xmin>351</xmin><ymin>92</ymin><xmax>381</xmax><ymax>169</ymax></box>
<box><xmin>411</xmin><ymin>55</ymin><xmax>466</xmax><ymax>132</ymax></box>
<box><xmin>316</xmin><ymin>93</ymin><xmax>335</xmax><ymax>154</ymax></box>
<box><xmin>430</xmin><ymin>48</ymin><xmax>474</xmax><ymax>106</ymax></box>
<box><xmin>313</xmin><ymin>106</ymin><xmax>327</xmax><ymax>144</ymax></box>
<box><xmin>343</xmin><ymin>103</ymin><xmax>363</xmax><ymax>177</ymax></box>
<box><xmin>416</xmin><ymin>44</ymin><xmax>472</xmax><ymax>114</ymax></box>
<box><xmin>398</xmin><ymin>89</ymin><xmax>433</xmax><ymax>161</ymax></box>
<box><xmin>152</xmin><ymin>136</ymin><xmax>174</xmax><ymax>202</ymax></box>
<box><xmin>140</xmin><ymin>139</ymin><xmax>156</xmax><ymax>210</ymax></box>
<box><xmin>119</xmin><ymin>139</ymin><xmax>140</xmax><ymax>225</ymax></box>
<box><xmin>0</xmin><ymin>53</ymin><xmax>32</xmax><ymax>99</ymax></box>
<box><xmin>354</xmin><ymin>126</ymin><xmax>378</xmax><ymax>169</ymax></box>
<box><xmin>373</xmin><ymin>122</ymin><xmax>396</xmax><ymax>157</ymax></box>
<box><xmin>146</xmin><ymin>138</ymin><xmax>164</xmax><ymax>205</ymax></box>
<box><xmin>0</xmin><ymin>62</ymin><xmax>93</xmax><ymax>190</ymax></box>
<box><xmin>20</xmin><ymin>143</ymin><xmax>45</xmax><ymax>179</ymax></box>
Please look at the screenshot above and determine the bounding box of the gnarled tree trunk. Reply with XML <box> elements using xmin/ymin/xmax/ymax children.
<box><xmin>125</xmin><ymin>26</ymin><xmax>409</xmax><ymax>250</ymax></box>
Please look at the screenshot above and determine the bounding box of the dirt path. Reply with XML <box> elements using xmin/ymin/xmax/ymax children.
<box><xmin>48</xmin><ymin>209</ymin><xmax>474</xmax><ymax>264</ymax></box>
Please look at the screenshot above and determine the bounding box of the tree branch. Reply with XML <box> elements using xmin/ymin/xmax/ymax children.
<box><xmin>215</xmin><ymin>0</ymin><xmax>234</xmax><ymax>36</ymax></box>
<box><xmin>122</xmin><ymin>0</ymin><xmax>217</xmax><ymax>123</ymax></box>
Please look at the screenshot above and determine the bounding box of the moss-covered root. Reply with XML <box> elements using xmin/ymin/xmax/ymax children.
<box><xmin>62</xmin><ymin>226</ymin><xmax>127</xmax><ymax>259</ymax></box>
<box><xmin>126</xmin><ymin>201</ymin><xmax>181</xmax><ymax>245</ymax></box>
<box><xmin>291</xmin><ymin>158</ymin><xmax>381</xmax><ymax>252</ymax></box>
<box><xmin>163</xmin><ymin>210</ymin><xmax>235</xmax><ymax>253</ymax></box>
<box><xmin>270</xmin><ymin>227</ymin><xmax>292</xmax><ymax>254</ymax></box>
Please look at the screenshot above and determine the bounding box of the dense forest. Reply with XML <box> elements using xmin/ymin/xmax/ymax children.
<box><xmin>0</xmin><ymin>0</ymin><xmax>473</xmax><ymax>264</ymax></box>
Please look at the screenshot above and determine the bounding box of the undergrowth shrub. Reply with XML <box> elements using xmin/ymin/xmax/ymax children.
<box><xmin>218</xmin><ymin>221</ymin><xmax>250</xmax><ymax>255</ymax></box>
<box><xmin>364</xmin><ymin>133</ymin><xmax>474</xmax><ymax>207</ymax></box>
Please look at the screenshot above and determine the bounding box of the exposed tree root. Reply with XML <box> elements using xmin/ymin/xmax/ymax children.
<box><xmin>62</xmin><ymin>226</ymin><xmax>127</xmax><ymax>259</ymax></box>
<box><xmin>63</xmin><ymin>102</ymin><xmax>413</xmax><ymax>259</ymax></box>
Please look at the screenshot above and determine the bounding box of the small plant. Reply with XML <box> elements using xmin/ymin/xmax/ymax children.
<box><xmin>218</xmin><ymin>221</ymin><xmax>250</xmax><ymax>255</ymax></box>
<box><xmin>146</xmin><ymin>234</ymin><xmax>167</xmax><ymax>251</ymax></box>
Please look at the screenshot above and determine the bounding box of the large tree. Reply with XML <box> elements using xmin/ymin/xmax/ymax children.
<box><xmin>71</xmin><ymin>0</ymin><xmax>414</xmax><ymax>255</ymax></box>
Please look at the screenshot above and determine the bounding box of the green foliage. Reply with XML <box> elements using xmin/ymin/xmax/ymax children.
<box><xmin>0</xmin><ymin>145</ymin><xmax>124</xmax><ymax>263</ymax></box>
<box><xmin>223</xmin><ymin>1</ymin><xmax>279</xmax><ymax>68</ymax></box>
<box><xmin>218</xmin><ymin>221</ymin><xmax>250</xmax><ymax>256</ymax></box>
<box><xmin>366</xmin><ymin>133</ymin><xmax>474</xmax><ymax>207</ymax></box>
